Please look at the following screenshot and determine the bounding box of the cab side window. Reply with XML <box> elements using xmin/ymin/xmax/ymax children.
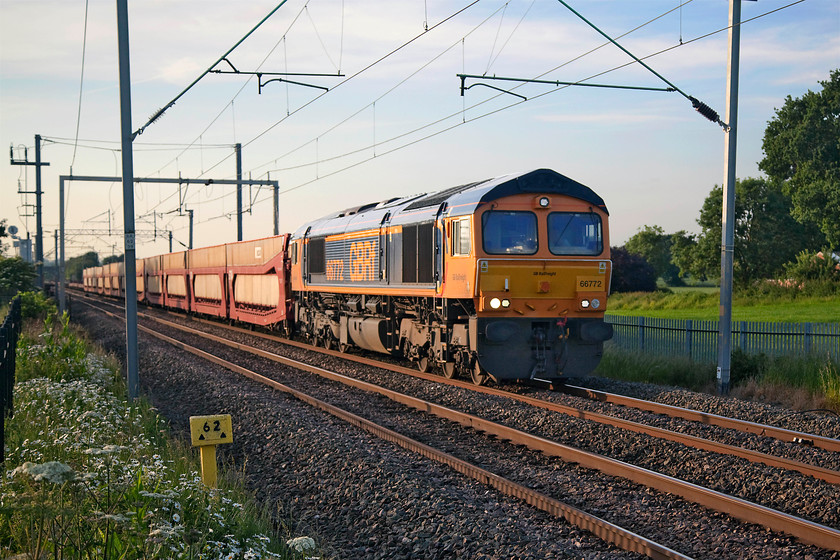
<box><xmin>452</xmin><ymin>218</ymin><xmax>471</xmax><ymax>256</ymax></box>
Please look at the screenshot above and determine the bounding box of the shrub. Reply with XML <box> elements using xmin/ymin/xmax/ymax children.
<box><xmin>782</xmin><ymin>250</ymin><xmax>840</xmax><ymax>296</ymax></box>
<box><xmin>16</xmin><ymin>313</ymin><xmax>95</xmax><ymax>384</ymax></box>
<box><xmin>19</xmin><ymin>291</ymin><xmax>57</xmax><ymax>320</ymax></box>
<box><xmin>0</xmin><ymin>257</ymin><xmax>37</xmax><ymax>295</ymax></box>
<box><xmin>730</xmin><ymin>348</ymin><xmax>769</xmax><ymax>386</ymax></box>
<box><xmin>610</xmin><ymin>247</ymin><xmax>657</xmax><ymax>293</ymax></box>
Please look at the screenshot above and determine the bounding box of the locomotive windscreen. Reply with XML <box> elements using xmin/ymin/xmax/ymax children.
<box><xmin>548</xmin><ymin>212</ymin><xmax>603</xmax><ymax>255</ymax></box>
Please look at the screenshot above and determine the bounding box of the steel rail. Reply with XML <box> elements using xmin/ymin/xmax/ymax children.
<box><xmin>77</xmin><ymin>296</ymin><xmax>840</xmax><ymax>551</ymax></box>
<box><xmin>559</xmin><ymin>384</ymin><xmax>840</xmax><ymax>453</ymax></box>
<box><xmin>78</xmin><ymin>298</ymin><xmax>689</xmax><ymax>560</ymax></box>
<box><xmin>72</xmin><ymin>291</ymin><xmax>840</xmax><ymax>483</ymax></box>
<box><xmin>160</xmin><ymin>306</ymin><xmax>840</xmax><ymax>485</ymax></box>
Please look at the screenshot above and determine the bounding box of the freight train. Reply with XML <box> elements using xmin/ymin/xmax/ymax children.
<box><xmin>83</xmin><ymin>169</ymin><xmax>613</xmax><ymax>385</ymax></box>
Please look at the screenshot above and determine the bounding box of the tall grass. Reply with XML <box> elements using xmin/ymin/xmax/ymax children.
<box><xmin>596</xmin><ymin>345</ymin><xmax>840</xmax><ymax>413</ymax></box>
<box><xmin>1</xmin><ymin>310</ymin><xmax>320</xmax><ymax>559</ymax></box>
<box><xmin>595</xmin><ymin>348</ymin><xmax>716</xmax><ymax>392</ymax></box>
<box><xmin>820</xmin><ymin>362</ymin><xmax>840</xmax><ymax>411</ymax></box>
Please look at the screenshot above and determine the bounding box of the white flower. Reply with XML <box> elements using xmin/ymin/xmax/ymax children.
<box><xmin>84</xmin><ymin>444</ymin><xmax>126</xmax><ymax>456</ymax></box>
<box><xmin>286</xmin><ymin>536</ymin><xmax>316</xmax><ymax>553</ymax></box>
<box><xmin>11</xmin><ymin>461</ymin><xmax>76</xmax><ymax>484</ymax></box>
<box><xmin>96</xmin><ymin>512</ymin><xmax>130</xmax><ymax>523</ymax></box>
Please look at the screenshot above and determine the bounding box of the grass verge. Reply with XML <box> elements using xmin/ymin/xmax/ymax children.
<box><xmin>607</xmin><ymin>290</ymin><xmax>840</xmax><ymax>323</ymax></box>
<box><xmin>1</xmin><ymin>299</ymin><xmax>323</xmax><ymax>560</ymax></box>
<box><xmin>596</xmin><ymin>344</ymin><xmax>840</xmax><ymax>413</ymax></box>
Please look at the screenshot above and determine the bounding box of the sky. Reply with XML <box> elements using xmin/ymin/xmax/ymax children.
<box><xmin>1</xmin><ymin>0</ymin><xmax>838</xmax><ymax>262</ymax></box>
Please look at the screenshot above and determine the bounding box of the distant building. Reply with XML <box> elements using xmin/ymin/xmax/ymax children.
<box><xmin>13</xmin><ymin>237</ymin><xmax>33</xmax><ymax>262</ymax></box>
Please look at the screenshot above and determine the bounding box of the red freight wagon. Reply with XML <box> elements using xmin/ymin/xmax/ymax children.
<box><xmin>144</xmin><ymin>255</ymin><xmax>164</xmax><ymax>307</ymax></box>
<box><xmin>188</xmin><ymin>244</ymin><xmax>228</xmax><ymax>319</ymax></box>
<box><xmin>226</xmin><ymin>235</ymin><xmax>292</xmax><ymax>329</ymax></box>
<box><xmin>163</xmin><ymin>251</ymin><xmax>189</xmax><ymax>312</ymax></box>
<box><xmin>83</xmin><ymin>268</ymin><xmax>93</xmax><ymax>293</ymax></box>
<box><xmin>104</xmin><ymin>261</ymin><xmax>125</xmax><ymax>298</ymax></box>
<box><xmin>135</xmin><ymin>258</ymin><xmax>145</xmax><ymax>303</ymax></box>
<box><xmin>94</xmin><ymin>266</ymin><xmax>105</xmax><ymax>295</ymax></box>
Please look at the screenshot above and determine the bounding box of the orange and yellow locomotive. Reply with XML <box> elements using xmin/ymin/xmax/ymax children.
<box><xmin>290</xmin><ymin>168</ymin><xmax>613</xmax><ymax>384</ymax></box>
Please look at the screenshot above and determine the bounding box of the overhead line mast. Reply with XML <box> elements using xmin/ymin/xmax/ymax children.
<box><xmin>9</xmin><ymin>135</ymin><xmax>50</xmax><ymax>288</ymax></box>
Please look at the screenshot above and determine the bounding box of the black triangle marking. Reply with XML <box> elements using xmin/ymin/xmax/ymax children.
<box><xmin>199</xmin><ymin>434</ymin><xmax>205</xmax><ymax>440</ymax></box>
<box><xmin>220</xmin><ymin>432</ymin><xmax>227</xmax><ymax>439</ymax></box>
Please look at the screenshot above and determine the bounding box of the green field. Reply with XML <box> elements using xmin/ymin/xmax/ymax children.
<box><xmin>606</xmin><ymin>290</ymin><xmax>840</xmax><ymax>323</ymax></box>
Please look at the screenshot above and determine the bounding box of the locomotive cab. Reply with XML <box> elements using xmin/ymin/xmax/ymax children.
<box><xmin>467</xmin><ymin>191</ymin><xmax>613</xmax><ymax>383</ymax></box>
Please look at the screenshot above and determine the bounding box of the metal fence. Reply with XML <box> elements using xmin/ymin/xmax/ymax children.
<box><xmin>0</xmin><ymin>295</ymin><xmax>22</xmax><ymax>463</ymax></box>
<box><xmin>605</xmin><ymin>314</ymin><xmax>840</xmax><ymax>362</ymax></box>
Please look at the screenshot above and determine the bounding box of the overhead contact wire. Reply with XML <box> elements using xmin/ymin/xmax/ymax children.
<box><xmin>133</xmin><ymin>0</ymin><xmax>291</xmax><ymax>139</ymax></box>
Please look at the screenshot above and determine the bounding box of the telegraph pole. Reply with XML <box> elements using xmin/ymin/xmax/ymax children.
<box><xmin>9</xmin><ymin>134</ymin><xmax>49</xmax><ymax>288</ymax></box>
<box><xmin>273</xmin><ymin>180</ymin><xmax>279</xmax><ymax>236</ymax></box>
<box><xmin>116</xmin><ymin>0</ymin><xmax>140</xmax><ymax>400</ymax></box>
<box><xmin>187</xmin><ymin>209</ymin><xmax>194</xmax><ymax>249</ymax></box>
<box><xmin>717</xmin><ymin>0</ymin><xmax>743</xmax><ymax>395</ymax></box>
<box><xmin>236</xmin><ymin>143</ymin><xmax>243</xmax><ymax>241</ymax></box>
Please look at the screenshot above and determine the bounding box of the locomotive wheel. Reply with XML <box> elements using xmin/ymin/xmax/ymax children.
<box><xmin>471</xmin><ymin>363</ymin><xmax>489</xmax><ymax>386</ymax></box>
<box><xmin>442</xmin><ymin>362</ymin><xmax>457</xmax><ymax>380</ymax></box>
<box><xmin>418</xmin><ymin>356</ymin><xmax>432</xmax><ymax>373</ymax></box>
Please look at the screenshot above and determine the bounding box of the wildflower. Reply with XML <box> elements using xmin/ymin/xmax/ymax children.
<box><xmin>11</xmin><ymin>461</ymin><xmax>76</xmax><ymax>484</ymax></box>
<box><xmin>287</xmin><ymin>536</ymin><xmax>316</xmax><ymax>553</ymax></box>
<box><xmin>84</xmin><ymin>444</ymin><xmax>126</xmax><ymax>455</ymax></box>
<box><xmin>96</xmin><ymin>512</ymin><xmax>130</xmax><ymax>523</ymax></box>
<box><xmin>172</xmin><ymin>513</ymin><xmax>181</xmax><ymax>523</ymax></box>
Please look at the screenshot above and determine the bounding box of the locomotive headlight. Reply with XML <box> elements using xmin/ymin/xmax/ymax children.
<box><xmin>539</xmin><ymin>196</ymin><xmax>550</xmax><ymax>208</ymax></box>
<box><xmin>501</xmin><ymin>299</ymin><xmax>511</xmax><ymax>308</ymax></box>
<box><xmin>490</xmin><ymin>297</ymin><xmax>502</xmax><ymax>309</ymax></box>
<box><xmin>580</xmin><ymin>299</ymin><xmax>591</xmax><ymax>308</ymax></box>
<box><xmin>591</xmin><ymin>298</ymin><xmax>601</xmax><ymax>309</ymax></box>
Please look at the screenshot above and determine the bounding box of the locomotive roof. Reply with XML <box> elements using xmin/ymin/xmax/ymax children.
<box><xmin>293</xmin><ymin>169</ymin><xmax>607</xmax><ymax>238</ymax></box>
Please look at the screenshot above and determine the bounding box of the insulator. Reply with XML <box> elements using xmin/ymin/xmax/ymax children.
<box><xmin>147</xmin><ymin>107</ymin><xmax>166</xmax><ymax>125</ymax></box>
<box><xmin>689</xmin><ymin>96</ymin><xmax>720</xmax><ymax>124</ymax></box>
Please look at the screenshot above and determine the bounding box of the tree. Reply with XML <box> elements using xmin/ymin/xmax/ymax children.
<box><xmin>0</xmin><ymin>256</ymin><xmax>37</xmax><ymax>296</ymax></box>
<box><xmin>759</xmin><ymin>69</ymin><xmax>840</xmax><ymax>247</ymax></box>
<box><xmin>65</xmin><ymin>251</ymin><xmax>99</xmax><ymax>283</ymax></box>
<box><xmin>669</xmin><ymin>230</ymin><xmax>702</xmax><ymax>280</ymax></box>
<box><xmin>624</xmin><ymin>225</ymin><xmax>684</xmax><ymax>285</ymax></box>
<box><xmin>680</xmin><ymin>178</ymin><xmax>822</xmax><ymax>285</ymax></box>
<box><xmin>0</xmin><ymin>219</ymin><xmax>7</xmax><ymax>256</ymax></box>
<box><xmin>609</xmin><ymin>246</ymin><xmax>657</xmax><ymax>293</ymax></box>
<box><xmin>102</xmin><ymin>254</ymin><xmax>123</xmax><ymax>266</ymax></box>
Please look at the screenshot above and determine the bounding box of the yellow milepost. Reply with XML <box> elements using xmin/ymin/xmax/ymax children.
<box><xmin>189</xmin><ymin>414</ymin><xmax>233</xmax><ymax>488</ymax></box>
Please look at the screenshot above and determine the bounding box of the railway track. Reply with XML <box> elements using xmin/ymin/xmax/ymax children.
<box><xmin>555</xmin><ymin>383</ymin><xmax>840</xmax><ymax>453</ymax></box>
<box><xmin>189</xmin><ymin>312</ymin><xmax>840</xmax><ymax>484</ymax></box>
<box><xmin>73</xmin><ymin>293</ymin><xmax>840</xmax><ymax>557</ymax></box>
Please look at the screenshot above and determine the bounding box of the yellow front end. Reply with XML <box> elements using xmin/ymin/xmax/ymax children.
<box><xmin>477</xmin><ymin>259</ymin><xmax>611</xmax><ymax>319</ymax></box>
